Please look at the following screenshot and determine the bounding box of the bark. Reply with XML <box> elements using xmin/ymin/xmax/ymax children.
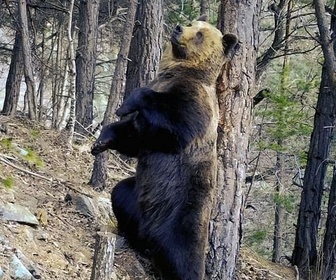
<box><xmin>18</xmin><ymin>0</ymin><xmax>37</xmax><ymax>120</ymax></box>
<box><xmin>291</xmin><ymin>0</ymin><xmax>336</xmax><ymax>278</ymax></box>
<box><xmin>2</xmin><ymin>30</ymin><xmax>23</xmax><ymax>116</ymax></box>
<box><xmin>75</xmin><ymin>0</ymin><xmax>101</xmax><ymax>134</ymax></box>
<box><xmin>205</xmin><ymin>1</ymin><xmax>259</xmax><ymax>279</ymax></box>
<box><xmin>322</xmin><ymin>166</ymin><xmax>336</xmax><ymax>280</ymax></box>
<box><xmin>89</xmin><ymin>0</ymin><xmax>138</xmax><ymax>190</ymax></box>
<box><xmin>124</xmin><ymin>0</ymin><xmax>163</xmax><ymax>97</ymax></box>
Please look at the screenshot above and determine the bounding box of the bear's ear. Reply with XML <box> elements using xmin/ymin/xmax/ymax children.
<box><xmin>197</xmin><ymin>14</ymin><xmax>208</xmax><ymax>22</ymax></box>
<box><xmin>223</xmin><ymin>34</ymin><xmax>239</xmax><ymax>57</ymax></box>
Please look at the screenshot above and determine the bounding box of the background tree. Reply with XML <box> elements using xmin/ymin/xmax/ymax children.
<box><xmin>292</xmin><ymin>0</ymin><xmax>336</xmax><ymax>277</ymax></box>
<box><xmin>323</xmin><ymin>165</ymin><xmax>336</xmax><ymax>280</ymax></box>
<box><xmin>205</xmin><ymin>0</ymin><xmax>259</xmax><ymax>278</ymax></box>
<box><xmin>18</xmin><ymin>0</ymin><xmax>36</xmax><ymax>120</ymax></box>
<box><xmin>75</xmin><ymin>0</ymin><xmax>101</xmax><ymax>134</ymax></box>
<box><xmin>200</xmin><ymin>0</ymin><xmax>210</xmax><ymax>17</ymax></box>
<box><xmin>272</xmin><ymin>0</ymin><xmax>292</xmax><ymax>263</ymax></box>
<box><xmin>89</xmin><ymin>0</ymin><xmax>138</xmax><ymax>190</ymax></box>
<box><xmin>256</xmin><ymin>0</ymin><xmax>289</xmax><ymax>80</ymax></box>
<box><xmin>124</xmin><ymin>0</ymin><xmax>163</xmax><ymax>97</ymax></box>
<box><xmin>2</xmin><ymin>30</ymin><xmax>23</xmax><ymax>116</ymax></box>
<box><xmin>65</xmin><ymin>0</ymin><xmax>77</xmax><ymax>147</ymax></box>
<box><xmin>243</xmin><ymin>0</ymin><xmax>320</xmax><ymax>264</ymax></box>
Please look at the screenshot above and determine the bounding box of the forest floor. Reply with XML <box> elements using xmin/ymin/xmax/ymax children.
<box><xmin>0</xmin><ymin>116</ymin><xmax>297</xmax><ymax>280</ymax></box>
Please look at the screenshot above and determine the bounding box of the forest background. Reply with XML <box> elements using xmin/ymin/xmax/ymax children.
<box><xmin>0</xmin><ymin>0</ymin><xmax>336</xmax><ymax>279</ymax></box>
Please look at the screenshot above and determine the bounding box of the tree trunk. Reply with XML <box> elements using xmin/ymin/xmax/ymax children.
<box><xmin>205</xmin><ymin>1</ymin><xmax>259</xmax><ymax>279</ymax></box>
<box><xmin>75</xmin><ymin>0</ymin><xmax>101</xmax><ymax>134</ymax></box>
<box><xmin>52</xmin><ymin>28</ymin><xmax>63</xmax><ymax>128</ymax></box>
<box><xmin>272</xmin><ymin>148</ymin><xmax>285</xmax><ymax>262</ymax></box>
<box><xmin>291</xmin><ymin>0</ymin><xmax>336</xmax><ymax>277</ymax></box>
<box><xmin>57</xmin><ymin>27</ymin><xmax>70</xmax><ymax>130</ymax></box>
<box><xmin>124</xmin><ymin>0</ymin><xmax>163</xmax><ymax>97</ymax></box>
<box><xmin>256</xmin><ymin>0</ymin><xmax>288</xmax><ymax>80</ymax></box>
<box><xmin>89</xmin><ymin>0</ymin><xmax>138</xmax><ymax>190</ymax></box>
<box><xmin>58</xmin><ymin>59</ymin><xmax>70</xmax><ymax>129</ymax></box>
<box><xmin>200</xmin><ymin>0</ymin><xmax>210</xmax><ymax>17</ymax></box>
<box><xmin>292</xmin><ymin>66</ymin><xmax>336</xmax><ymax>278</ymax></box>
<box><xmin>18</xmin><ymin>0</ymin><xmax>37</xmax><ymax>120</ymax></box>
<box><xmin>2</xmin><ymin>30</ymin><xmax>23</xmax><ymax>116</ymax></box>
<box><xmin>38</xmin><ymin>31</ymin><xmax>46</xmax><ymax>122</ymax></box>
<box><xmin>104</xmin><ymin>0</ymin><xmax>138</xmax><ymax>122</ymax></box>
<box><xmin>66</xmin><ymin>0</ymin><xmax>76</xmax><ymax>148</ymax></box>
<box><xmin>273</xmin><ymin>5</ymin><xmax>291</xmax><ymax>261</ymax></box>
<box><xmin>322</xmin><ymin>166</ymin><xmax>336</xmax><ymax>280</ymax></box>
<box><xmin>89</xmin><ymin>152</ymin><xmax>108</xmax><ymax>191</ymax></box>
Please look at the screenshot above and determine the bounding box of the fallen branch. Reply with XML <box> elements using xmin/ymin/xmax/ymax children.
<box><xmin>110</xmin><ymin>150</ymin><xmax>136</xmax><ymax>174</ymax></box>
<box><xmin>60</xmin><ymin>181</ymin><xmax>94</xmax><ymax>198</ymax></box>
<box><xmin>0</xmin><ymin>153</ymin><xmax>17</xmax><ymax>161</ymax></box>
<box><xmin>48</xmin><ymin>211</ymin><xmax>77</xmax><ymax>231</ymax></box>
<box><xmin>0</xmin><ymin>156</ymin><xmax>52</xmax><ymax>182</ymax></box>
<box><xmin>75</xmin><ymin>120</ymin><xmax>97</xmax><ymax>139</ymax></box>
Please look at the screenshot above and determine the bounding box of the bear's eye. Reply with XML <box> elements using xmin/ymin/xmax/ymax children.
<box><xmin>196</xmin><ymin>31</ymin><xmax>203</xmax><ymax>41</ymax></box>
<box><xmin>187</xmin><ymin>23</ymin><xmax>192</xmax><ymax>27</ymax></box>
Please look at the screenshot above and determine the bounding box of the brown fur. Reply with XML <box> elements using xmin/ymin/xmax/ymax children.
<box><xmin>92</xmin><ymin>19</ymin><xmax>238</xmax><ymax>280</ymax></box>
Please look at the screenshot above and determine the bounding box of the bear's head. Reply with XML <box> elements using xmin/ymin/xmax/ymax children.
<box><xmin>160</xmin><ymin>16</ymin><xmax>238</xmax><ymax>81</ymax></box>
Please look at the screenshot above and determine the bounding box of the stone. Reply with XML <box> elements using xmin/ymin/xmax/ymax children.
<box><xmin>15</xmin><ymin>249</ymin><xmax>41</xmax><ymax>279</ymax></box>
<box><xmin>0</xmin><ymin>203</ymin><xmax>39</xmax><ymax>226</ymax></box>
<box><xmin>73</xmin><ymin>194</ymin><xmax>95</xmax><ymax>218</ymax></box>
<box><xmin>10</xmin><ymin>255</ymin><xmax>34</xmax><ymax>280</ymax></box>
<box><xmin>72</xmin><ymin>194</ymin><xmax>113</xmax><ymax>224</ymax></box>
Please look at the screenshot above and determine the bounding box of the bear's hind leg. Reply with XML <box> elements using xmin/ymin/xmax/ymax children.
<box><xmin>111</xmin><ymin>177</ymin><xmax>146</xmax><ymax>251</ymax></box>
<box><xmin>151</xmin><ymin>232</ymin><xmax>205</xmax><ymax>280</ymax></box>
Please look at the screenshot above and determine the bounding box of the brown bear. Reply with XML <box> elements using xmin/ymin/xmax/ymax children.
<box><xmin>92</xmin><ymin>17</ymin><xmax>238</xmax><ymax>280</ymax></box>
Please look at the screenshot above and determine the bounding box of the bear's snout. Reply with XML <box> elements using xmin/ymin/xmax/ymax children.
<box><xmin>173</xmin><ymin>25</ymin><xmax>183</xmax><ymax>37</ymax></box>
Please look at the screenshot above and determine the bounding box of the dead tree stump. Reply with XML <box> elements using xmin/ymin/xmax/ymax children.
<box><xmin>90</xmin><ymin>231</ymin><xmax>117</xmax><ymax>280</ymax></box>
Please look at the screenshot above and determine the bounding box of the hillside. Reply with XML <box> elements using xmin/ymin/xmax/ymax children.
<box><xmin>0</xmin><ymin>116</ymin><xmax>297</xmax><ymax>279</ymax></box>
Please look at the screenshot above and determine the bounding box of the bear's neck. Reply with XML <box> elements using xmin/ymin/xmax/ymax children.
<box><xmin>158</xmin><ymin>64</ymin><xmax>221</xmax><ymax>86</ymax></box>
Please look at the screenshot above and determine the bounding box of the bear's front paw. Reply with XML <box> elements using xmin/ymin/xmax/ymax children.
<box><xmin>116</xmin><ymin>87</ymin><xmax>152</xmax><ymax>117</ymax></box>
<box><xmin>91</xmin><ymin>140</ymin><xmax>109</xmax><ymax>156</ymax></box>
<box><xmin>116</xmin><ymin>104</ymin><xmax>135</xmax><ymax>118</ymax></box>
<box><xmin>91</xmin><ymin>125</ymin><xmax>117</xmax><ymax>155</ymax></box>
